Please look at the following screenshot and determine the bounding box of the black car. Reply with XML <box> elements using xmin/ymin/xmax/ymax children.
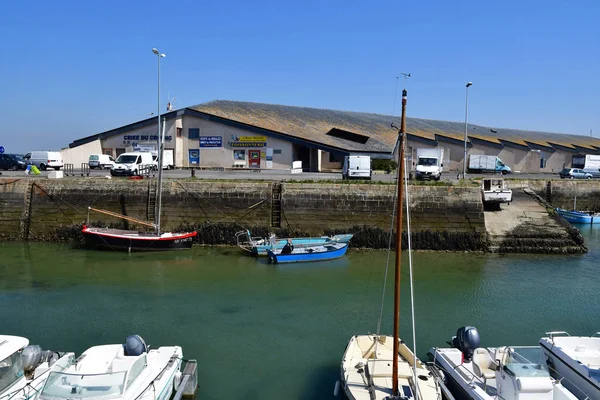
<box><xmin>0</xmin><ymin>154</ymin><xmax>27</xmax><ymax>170</ymax></box>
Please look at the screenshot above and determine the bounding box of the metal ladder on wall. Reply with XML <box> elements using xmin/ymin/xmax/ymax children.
<box><xmin>147</xmin><ymin>177</ymin><xmax>157</xmax><ymax>224</ymax></box>
<box><xmin>20</xmin><ymin>182</ymin><xmax>35</xmax><ymax>240</ymax></box>
<box><xmin>271</xmin><ymin>182</ymin><xmax>282</xmax><ymax>228</ymax></box>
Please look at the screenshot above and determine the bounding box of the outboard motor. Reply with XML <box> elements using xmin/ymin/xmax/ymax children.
<box><xmin>123</xmin><ymin>335</ymin><xmax>148</xmax><ymax>356</ymax></box>
<box><xmin>451</xmin><ymin>326</ymin><xmax>480</xmax><ymax>363</ymax></box>
<box><xmin>22</xmin><ymin>345</ymin><xmax>43</xmax><ymax>373</ymax></box>
<box><xmin>22</xmin><ymin>345</ymin><xmax>63</xmax><ymax>373</ymax></box>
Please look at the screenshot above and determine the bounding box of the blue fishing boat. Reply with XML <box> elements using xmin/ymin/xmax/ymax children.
<box><xmin>266</xmin><ymin>242</ymin><xmax>349</xmax><ymax>264</ymax></box>
<box><xmin>235</xmin><ymin>230</ymin><xmax>353</xmax><ymax>256</ymax></box>
<box><xmin>555</xmin><ymin>208</ymin><xmax>599</xmax><ymax>224</ymax></box>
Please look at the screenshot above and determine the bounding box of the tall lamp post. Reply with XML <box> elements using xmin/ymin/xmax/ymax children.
<box><xmin>152</xmin><ymin>47</ymin><xmax>166</xmax><ymax>234</ymax></box>
<box><xmin>462</xmin><ymin>82</ymin><xmax>473</xmax><ymax>180</ymax></box>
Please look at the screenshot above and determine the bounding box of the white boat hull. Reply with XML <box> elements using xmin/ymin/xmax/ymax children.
<box><xmin>37</xmin><ymin>343</ymin><xmax>183</xmax><ymax>400</ymax></box>
<box><xmin>540</xmin><ymin>335</ymin><xmax>600</xmax><ymax>400</ymax></box>
<box><xmin>340</xmin><ymin>335</ymin><xmax>441</xmax><ymax>400</ymax></box>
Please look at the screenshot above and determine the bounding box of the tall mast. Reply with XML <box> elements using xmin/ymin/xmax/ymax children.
<box><xmin>392</xmin><ymin>88</ymin><xmax>407</xmax><ymax>396</ymax></box>
<box><xmin>155</xmin><ymin>117</ymin><xmax>166</xmax><ymax>235</ymax></box>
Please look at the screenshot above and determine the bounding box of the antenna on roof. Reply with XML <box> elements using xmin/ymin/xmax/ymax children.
<box><xmin>399</xmin><ymin>72</ymin><xmax>411</xmax><ymax>90</ymax></box>
<box><xmin>166</xmin><ymin>97</ymin><xmax>176</xmax><ymax>111</ymax></box>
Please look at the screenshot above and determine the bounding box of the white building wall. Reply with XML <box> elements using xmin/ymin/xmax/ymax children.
<box><xmin>61</xmin><ymin>140</ymin><xmax>102</xmax><ymax>166</ymax></box>
<box><xmin>181</xmin><ymin>116</ymin><xmax>293</xmax><ymax>169</ymax></box>
<box><xmin>100</xmin><ymin>122</ymin><xmax>175</xmax><ymax>159</ymax></box>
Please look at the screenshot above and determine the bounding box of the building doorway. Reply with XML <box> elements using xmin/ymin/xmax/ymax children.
<box><xmin>249</xmin><ymin>150</ymin><xmax>261</xmax><ymax>168</ymax></box>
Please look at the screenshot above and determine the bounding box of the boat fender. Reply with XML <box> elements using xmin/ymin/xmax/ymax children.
<box><xmin>123</xmin><ymin>335</ymin><xmax>148</xmax><ymax>356</ymax></box>
<box><xmin>173</xmin><ymin>370</ymin><xmax>182</xmax><ymax>391</ymax></box>
<box><xmin>333</xmin><ymin>380</ymin><xmax>340</xmax><ymax>396</ymax></box>
<box><xmin>451</xmin><ymin>326</ymin><xmax>480</xmax><ymax>363</ymax></box>
<box><xmin>21</xmin><ymin>345</ymin><xmax>43</xmax><ymax>372</ymax></box>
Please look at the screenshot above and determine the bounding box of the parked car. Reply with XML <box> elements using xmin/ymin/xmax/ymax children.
<box><xmin>88</xmin><ymin>154</ymin><xmax>115</xmax><ymax>169</ymax></box>
<box><xmin>0</xmin><ymin>154</ymin><xmax>27</xmax><ymax>170</ymax></box>
<box><xmin>582</xmin><ymin>168</ymin><xmax>600</xmax><ymax>178</ymax></box>
<box><xmin>559</xmin><ymin>168</ymin><xmax>593</xmax><ymax>179</ymax></box>
<box><xmin>23</xmin><ymin>151</ymin><xmax>63</xmax><ymax>170</ymax></box>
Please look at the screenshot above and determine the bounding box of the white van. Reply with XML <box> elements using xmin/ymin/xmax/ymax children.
<box><xmin>342</xmin><ymin>155</ymin><xmax>371</xmax><ymax>180</ymax></box>
<box><xmin>88</xmin><ymin>154</ymin><xmax>116</xmax><ymax>169</ymax></box>
<box><xmin>110</xmin><ymin>152</ymin><xmax>154</xmax><ymax>176</ymax></box>
<box><xmin>23</xmin><ymin>151</ymin><xmax>63</xmax><ymax>170</ymax></box>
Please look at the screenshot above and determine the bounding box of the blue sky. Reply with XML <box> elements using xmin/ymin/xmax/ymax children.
<box><xmin>1</xmin><ymin>0</ymin><xmax>599</xmax><ymax>153</ymax></box>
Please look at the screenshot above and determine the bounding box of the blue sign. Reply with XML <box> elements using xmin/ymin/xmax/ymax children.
<box><xmin>188</xmin><ymin>149</ymin><xmax>200</xmax><ymax>165</ymax></box>
<box><xmin>0</xmin><ymin>146</ymin><xmax>4</xmax><ymax>154</ymax></box>
<box><xmin>200</xmin><ymin>136</ymin><xmax>222</xmax><ymax>148</ymax></box>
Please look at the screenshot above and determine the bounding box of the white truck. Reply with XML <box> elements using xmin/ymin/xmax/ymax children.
<box><xmin>151</xmin><ymin>149</ymin><xmax>174</xmax><ymax>170</ymax></box>
<box><xmin>415</xmin><ymin>148</ymin><xmax>444</xmax><ymax>181</ymax></box>
<box><xmin>342</xmin><ymin>156</ymin><xmax>371</xmax><ymax>180</ymax></box>
<box><xmin>468</xmin><ymin>155</ymin><xmax>511</xmax><ymax>175</ymax></box>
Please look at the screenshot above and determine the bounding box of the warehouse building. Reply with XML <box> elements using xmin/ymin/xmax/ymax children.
<box><xmin>64</xmin><ymin>100</ymin><xmax>600</xmax><ymax>173</ymax></box>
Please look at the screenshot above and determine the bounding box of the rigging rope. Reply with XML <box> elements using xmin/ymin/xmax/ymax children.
<box><xmin>404</xmin><ymin>154</ymin><xmax>419</xmax><ymax>400</ymax></box>
<box><xmin>375</xmin><ymin>176</ymin><xmax>398</xmax><ymax>337</ymax></box>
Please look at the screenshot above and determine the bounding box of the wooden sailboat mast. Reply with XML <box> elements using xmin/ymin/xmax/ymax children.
<box><xmin>392</xmin><ymin>88</ymin><xmax>407</xmax><ymax>396</ymax></box>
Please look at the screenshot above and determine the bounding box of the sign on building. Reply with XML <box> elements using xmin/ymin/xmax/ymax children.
<box><xmin>228</xmin><ymin>134</ymin><xmax>267</xmax><ymax>148</ymax></box>
<box><xmin>199</xmin><ymin>136</ymin><xmax>223</xmax><ymax>148</ymax></box>
<box><xmin>132</xmin><ymin>142</ymin><xmax>156</xmax><ymax>152</ymax></box>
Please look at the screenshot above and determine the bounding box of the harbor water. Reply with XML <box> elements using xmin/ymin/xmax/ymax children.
<box><xmin>1</xmin><ymin>225</ymin><xmax>599</xmax><ymax>399</ymax></box>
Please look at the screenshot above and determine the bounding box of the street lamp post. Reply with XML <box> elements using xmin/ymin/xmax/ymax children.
<box><xmin>152</xmin><ymin>48</ymin><xmax>166</xmax><ymax>234</ymax></box>
<box><xmin>463</xmin><ymin>82</ymin><xmax>473</xmax><ymax>180</ymax></box>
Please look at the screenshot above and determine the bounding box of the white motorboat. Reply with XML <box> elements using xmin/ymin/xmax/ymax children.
<box><xmin>338</xmin><ymin>89</ymin><xmax>447</xmax><ymax>399</ymax></box>
<box><xmin>540</xmin><ymin>331</ymin><xmax>600</xmax><ymax>400</ymax></box>
<box><xmin>1</xmin><ymin>334</ymin><xmax>69</xmax><ymax>400</ymax></box>
<box><xmin>35</xmin><ymin>335</ymin><xmax>188</xmax><ymax>400</ymax></box>
<box><xmin>429</xmin><ymin>326</ymin><xmax>581</xmax><ymax>400</ymax></box>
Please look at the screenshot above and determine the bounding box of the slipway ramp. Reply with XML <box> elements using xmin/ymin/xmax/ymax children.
<box><xmin>484</xmin><ymin>188</ymin><xmax>586</xmax><ymax>253</ymax></box>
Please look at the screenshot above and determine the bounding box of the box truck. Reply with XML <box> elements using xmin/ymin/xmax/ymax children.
<box><xmin>468</xmin><ymin>155</ymin><xmax>511</xmax><ymax>175</ymax></box>
<box><xmin>415</xmin><ymin>148</ymin><xmax>444</xmax><ymax>181</ymax></box>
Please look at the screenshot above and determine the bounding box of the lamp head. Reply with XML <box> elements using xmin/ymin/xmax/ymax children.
<box><xmin>466</xmin><ymin>82</ymin><xmax>473</xmax><ymax>87</ymax></box>
<box><xmin>152</xmin><ymin>48</ymin><xmax>159</xmax><ymax>55</ymax></box>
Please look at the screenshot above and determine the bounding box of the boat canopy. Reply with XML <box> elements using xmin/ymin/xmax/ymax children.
<box><xmin>0</xmin><ymin>335</ymin><xmax>28</xmax><ymax>361</ymax></box>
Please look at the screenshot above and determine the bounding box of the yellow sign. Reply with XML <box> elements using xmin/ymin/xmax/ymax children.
<box><xmin>239</xmin><ymin>136</ymin><xmax>267</xmax><ymax>142</ymax></box>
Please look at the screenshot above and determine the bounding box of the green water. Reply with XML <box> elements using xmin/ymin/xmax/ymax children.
<box><xmin>1</xmin><ymin>226</ymin><xmax>600</xmax><ymax>399</ymax></box>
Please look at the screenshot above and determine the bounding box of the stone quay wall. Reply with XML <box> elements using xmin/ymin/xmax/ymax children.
<box><xmin>0</xmin><ymin>178</ymin><xmax>485</xmax><ymax>250</ymax></box>
<box><xmin>2</xmin><ymin>177</ymin><xmax>597</xmax><ymax>252</ymax></box>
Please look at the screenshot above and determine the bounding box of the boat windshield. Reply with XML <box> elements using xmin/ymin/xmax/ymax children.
<box><xmin>0</xmin><ymin>352</ymin><xmax>24</xmax><ymax>394</ymax></box>
<box><xmin>504</xmin><ymin>346</ymin><xmax>550</xmax><ymax>378</ymax></box>
<box><xmin>41</xmin><ymin>357</ymin><xmax>126</xmax><ymax>400</ymax></box>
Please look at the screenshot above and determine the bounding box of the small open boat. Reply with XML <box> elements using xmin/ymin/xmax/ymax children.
<box><xmin>266</xmin><ymin>242</ymin><xmax>348</xmax><ymax>264</ymax></box>
<box><xmin>555</xmin><ymin>208</ymin><xmax>599</xmax><ymax>224</ymax></box>
<box><xmin>429</xmin><ymin>326</ymin><xmax>580</xmax><ymax>400</ymax></box>
<box><xmin>235</xmin><ymin>230</ymin><xmax>353</xmax><ymax>256</ymax></box>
